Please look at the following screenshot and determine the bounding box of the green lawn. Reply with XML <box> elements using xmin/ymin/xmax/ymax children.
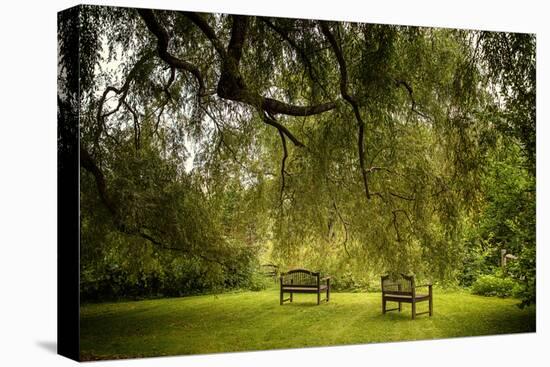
<box><xmin>80</xmin><ymin>289</ymin><xmax>535</xmax><ymax>360</ymax></box>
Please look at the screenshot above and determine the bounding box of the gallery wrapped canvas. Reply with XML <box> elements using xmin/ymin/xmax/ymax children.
<box><xmin>57</xmin><ymin>4</ymin><xmax>536</xmax><ymax>362</ymax></box>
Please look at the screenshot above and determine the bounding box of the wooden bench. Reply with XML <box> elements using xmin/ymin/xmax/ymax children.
<box><xmin>381</xmin><ymin>274</ymin><xmax>432</xmax><ymax>319</ymax></box>
<box><xmin>280</xmin><ymin>269</ymin><xmax>330</xmax><ymax>305</ymax></box>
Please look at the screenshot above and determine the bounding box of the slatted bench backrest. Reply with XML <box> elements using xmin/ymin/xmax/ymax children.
<box><xmin>281</xmin><ymin>269</ymin><xmax>319</xmax><ymax>287</ymax></box>
<box><xmin>381</xmin><ymin>274</ymin><xmax>415</xmax><ymax>296</ymax></box>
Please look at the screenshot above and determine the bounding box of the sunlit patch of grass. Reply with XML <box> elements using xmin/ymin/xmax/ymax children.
<box><xmin>80</xmin><ymin>289</ymin><xmax>535</xmax><ymax>361</ymax></box>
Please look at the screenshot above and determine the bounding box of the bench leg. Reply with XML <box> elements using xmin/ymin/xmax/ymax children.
<box><xmin>411</xmin><ymin>301</ymin><xmax>416</xmax><ymax>320</ymax></box>
<box><xmin>382</xmin><ymin>298</ymin><xmax>386</xmax><ymax>314</ymax></box>
<box><xmin>326</xmin><ymin>287</ymin><xmax>330</xmax><ymax>302</ymax></box>
<box><xmin>398</xmin><ymin>302</ymin><xmax>402</xmax><ymax>312</ymax></box>
<box><xmin>317</xmin><ymin>292</ymin><xmax>321</xmax><ymax>305</ymax></box>
<box><xmin>429</xmin><ymin>286</ymin><xmax>433</xmax><ymax>316</ymax></box>
<box><xmin>290</xmin><ymin>292</ymin><xmax>293</xmax><ymax>303</ymax></box>
<box><xmin>280</xmin><ymin>289</ymin><xmax>283</xmax><ymax>305</ymax></box>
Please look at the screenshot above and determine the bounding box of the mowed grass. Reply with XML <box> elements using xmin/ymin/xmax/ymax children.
<box><xmin>80</xmin><ymin>289</ymin><xmax>535</xmax><ymax>360</ymax></box>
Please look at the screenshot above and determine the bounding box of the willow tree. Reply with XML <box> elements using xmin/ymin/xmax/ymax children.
<box><xmin>58</xmin><ymin>6</ymin><xmax>535</xmax><ymax>288</ymax></box>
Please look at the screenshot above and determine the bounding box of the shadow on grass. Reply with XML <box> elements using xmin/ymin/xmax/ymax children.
<box><xmin>280</xmin><ymin>301</ymin><xmax>329</xmax><ymax>308</ymax></box>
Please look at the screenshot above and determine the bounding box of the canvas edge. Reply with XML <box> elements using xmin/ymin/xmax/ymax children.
<box><xmin>57</xmin><ymin>4</ymin><xmax>82</xmax><ymax>362</ymax></box>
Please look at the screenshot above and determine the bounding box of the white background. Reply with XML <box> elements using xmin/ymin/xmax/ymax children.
<box><xmin>0</xmin><ymin>0</ymin><xmax>548</xmax><ymax>365</ymax></box>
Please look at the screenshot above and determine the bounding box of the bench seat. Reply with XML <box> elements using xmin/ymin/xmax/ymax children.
<box><xmin>281</xmin><ymin>285</ymin><xmax>328</xmax><ymax>292</ymax></box>
<box><xmin>383</xmin><ymin>293</ymin><xmax>430</xmax><ymax>302</ymax></box>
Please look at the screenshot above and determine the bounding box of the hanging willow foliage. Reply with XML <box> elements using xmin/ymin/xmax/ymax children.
<box><xmin>59</xmin><ymin>5</ymin><xmax>535</xmax><ymax>297</ymax></box>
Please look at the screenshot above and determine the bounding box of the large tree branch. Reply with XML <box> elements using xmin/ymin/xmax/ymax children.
<box><xmin>181</xmin><ymin>11</ymin><xmax>228</xmax><ymax>58</ymax></box>
<box><xmin>320</xmin><ymin>22</ymin><xmax>371</xmax><ymax>200</ymax></box>
<box><xmin>262</xmin><ymin>98</ymin><xmax>336</xmax><ymax>117</ymax></box>
<box><xmin>138</xmin><ymin>9</ymin><xmax>205</xmax><ymax>96</ymax></box>
<box><xmin>80</xmin><ymin>146</ymin><xmax>117</xmax><ymax>217</ymax></box>
<box><xmin>227</xmin><ymin>15</ymin><xmax>248</xmax><ymax>64</ymax></box>
<box><xmin>183</xmin><ymin>12</ymin><xmax>337</xmax><ymax>117</ymax></box>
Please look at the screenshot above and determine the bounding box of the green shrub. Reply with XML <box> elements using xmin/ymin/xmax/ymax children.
<box><xmin>330</xmin><ymin>271</ymin><xmax>372</xmax><ymax>292</ymax></box>
<box><xmin>246</xmin><ymin>272</ymin><xmax>272</xmax><ymax>292</ymax></box>
<box><xmin>471</xmin><ymin>274</ymin><xmax>518</xmax><ymax>297</ymax></box>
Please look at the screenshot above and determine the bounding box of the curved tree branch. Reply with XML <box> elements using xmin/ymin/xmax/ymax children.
<box><xmin>260</xmin><ymin>18</ymin><xmax>316</xmax><ymax>83</ymax></box>
<box><xmin>181</xmin><ymin>11</ymin><xmax>228</xmax><ymax>58</ymax></box>
<box><xmin>320</xmin><ymin>21</ymin><xmax>371</xmax><ymax>200</ymax></box>
<box><xmin>395</xmin><ymin>79</ymin><xmax>432</xmax><ymax>121</ymax></box>
<box><xmin>262</xmin><ymin>98</ymin><xmax>336</xmax><ymax>117</ymax></box>
<box><xmin>277</xmin><ymin>129</ymin><xmax>289</xmax><ymax>203</ymax></box>
<box><xmin>163</xmin><ymin>66</ymin><xmax>176</xmax><ymax>100</ymax></box>
<box><xmin>182</xmin><ymin>12</ymin><xmax>337</xmax><ymax>117</ymax></box>
<box><xmin>138</xmin><ymin>229</ymin><xmax>233</xmax><ymax>270</ymax></box>
<box><xmin>260</xmin><ymin>17</ymin><xmax>332</xmax><ymax>101</ymax></box>
<box><xmin>333</xmin><ymin>202</ymin><xmax>351</xmax><ymax>257</ymax></box>
<box><xmin>138</xmin><ymin>9</ymin><xmax>205</xmax><ymax>96</ymax></box>
<box><xmin>122</xmin><ymin>101</ymin><xmax>140</xmax><ymax>151</ymax></box>
<box><xmin>261</xmin><ymin>111</ymin><xmax>305</xmax><ymax>147</ymax></box>
<box><xmin>202</xmin><ymin>105</ymin><xmax>251</xmax><ymax>172</ymax></box>
<box><xmin>392</xmin><ymin>210</ymin><xmax>402</xmax><ymax>242</ymax></box>
<box><xmin>80</xmin><ymin>146</ymin><xmax>117</xmax><ymax>217</ymax></box>
<box><xmin>95</xmin><ymin>53</ymin><xmax>152</xmax><ymax>147</ymax></box>
<box><xmin>389</xmin><ymin>191</ymin><xmax>415</xmax><ymax>201</ymax></box>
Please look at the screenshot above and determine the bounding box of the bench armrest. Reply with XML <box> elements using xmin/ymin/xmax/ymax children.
<box><xmin>321</xmin><ymin>276</ymin><xmax>331</xmax><ymax>282</ymax></box>
<box><xmin>415</xmin><ymin>283</ymin><xmax>432</xmax><ymax>288</ymax></box>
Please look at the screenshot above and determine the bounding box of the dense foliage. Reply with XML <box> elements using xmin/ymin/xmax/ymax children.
<box><xmin>471</xmin><ymin>274</ymin><xmax>520</xmax><ymax>298</ymax></box>
<box><xmin>58</xmin><ymin>6</ymin><xmax>535</xmax><ymax>303</ymax></box>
